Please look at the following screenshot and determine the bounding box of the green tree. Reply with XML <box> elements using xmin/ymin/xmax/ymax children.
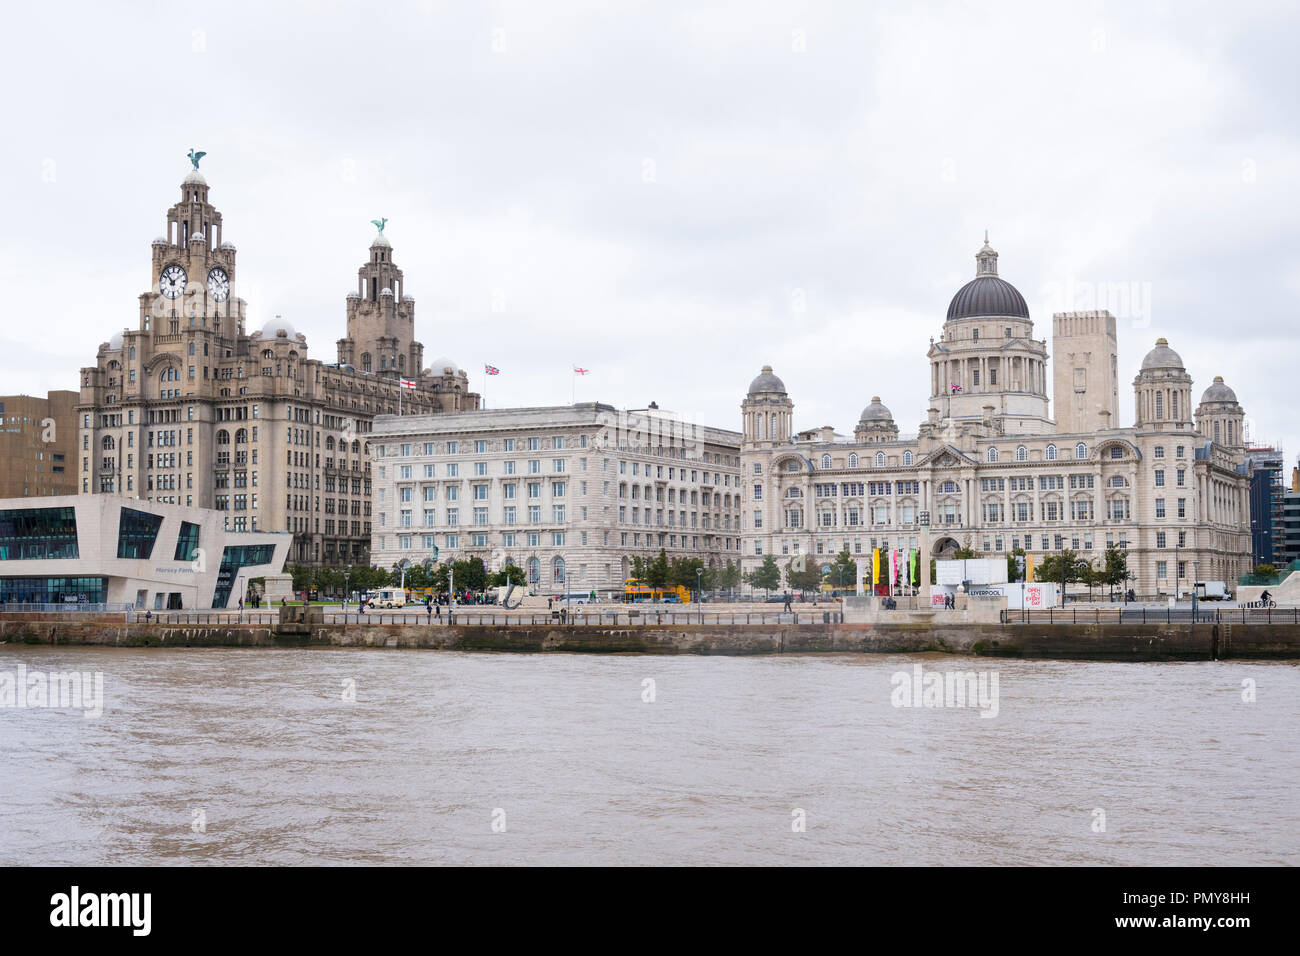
<box><xmin>720</xmin><ymin>559</ymin><xmax>741</xmax><ymax>591</ymax></box>
<box><xmin>826</xmin><ymin>549</ymin><xmax>858</xmax><ymax>592</ymax></box>
<box><xmin>745</xmin><ymin>554</ymin><xmax>781</xmax><ymax>594</ymax></box>
<box><xmin>1254</xmin><ymin>563</ymin><xmax>1277</xmax><ymax>578</ymax></box>
<box><xmin>447</xmin><ymin>557</ymin><xmax>488</xmax><ymax>593</ymax></box>
<box><xmin>1007</xmin><ymin>547</ymin><xmax>1026</xmax><ymax>583</ymax></box>
<box><xmin>646</xmin><ymin>549</ymin><xmax>671</xmax><ymax>588</ymax></box>
<box><xmin>953</xmin><ymin>546</ymin><xmax>977</xmax><ymax>560</ymax></box>
<box><xmin>491</xmin><ymin>563</ymin><xmax>527</xmax><ymax>587</ymax></box>
<box><xmin>669</xmin><ymin>556</ymin><xmax>704</xmax><ymax>590</ymax></box>
<box><xmin>288</xmin><ymin>563</ymin><xmax>313</xmax><ymax>593</ymax></box>
<box><xmin>1101</xmin><ymin>547</ymin><xmax>1128</xmax><ymax>592</ymax></box>
<box><xmin>1037</xmin><ymin>549</ymin><xmax>1089</xmax><ymax>588</ymax></box>
<box><xmin>785</xmin><ymin>558</ymin><xmax>823</xmax><ymax>593</ymax></box>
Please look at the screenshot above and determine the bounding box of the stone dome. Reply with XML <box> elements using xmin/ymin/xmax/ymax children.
<box><xmin>859</xmin><ymin>396</ymin><xmax>894</xmax><ymax>423</ymax></box>
<box><xmin>260</xmin><ymin>318</ymin><xmax>296</xmax><ymax>339</ymax></box>
<box><xmin>947</xmin><ymin>234</ymin><xmax>1030</xmax><ymax>320</ymax></box>
<box><xmin>189</xmin><ymin>232</ymin><xmax>206</xmax><ymax>242</ymax></box>
<box><xmin>379</xmin><ymin>287</ymin><xmax>394</xmax><ymax>297</ymax></box>
<box><xmin>429</xmin><ymin>357</ymin><xmax>460</xmax><ymax>374</ymax></box>
<box><xmin>947</xmin><ymin>276</ymin><xmax>1029</xmax><ymax>320</ymax></box>
<box><xmin>1140</xmin><ymin>337</ymin><xmax>1184</xmax><ymax>371</ymax></box>
<box><xmin>108</xmin><ymin>331</ymin><xmax>125</xmax><ymax>351</ymax></box>
<box><xmin>371</xmin><ymin>233</ymin><xmax>391</xmax><ymax>248</ymax></box>
<box><xmin>346</xmin><ymin>291</ymin><xmax>361</xmax><ymax>299</ymax></box>
<box><xmin>220</xmin><ymin>241</ymin><xmax>237</xmax><ymax>251</ymax></box>
<box><xmin>152</xmin><ymin>236</ymin><xmax>167</xmax><ymax>245</ymax></box>
<box><xmin>747</xmin><ymin>365</ymin><xmax>786</xmax><ymax>395</ymax></box>
<box><xmin>1200</xmin><ymin>375</ymin><xmax>1238</xmax><ymax>404</ymax></box>
<box><xmin>183</xmin><ymin>169</ymin><xmax>207</xmax><ymax>186</ymax></box>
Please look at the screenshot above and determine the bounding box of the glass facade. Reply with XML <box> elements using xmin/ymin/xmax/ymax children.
<box><xmin>0</xmin><ymin>507</ymin><xmax>79</xmax><ymax>560</ymax></box>
<box><xmin>213</xmin><ymin>544</ymin><xmax>277</xmax><ymax>608</ymax></box>
<box><xmin>118</xmin><ymin>507</ymin><xmax>164</xmax><ymax>559</ymax></box>
<box><xmin>0</xmin><ymin>576</ymin><xmax>106</xmax><ymax>604</ymax></box>
<box><xmin>174</xmin><ymin>521</ymin><xmax>201</xmax><ymax>562</ymax></box>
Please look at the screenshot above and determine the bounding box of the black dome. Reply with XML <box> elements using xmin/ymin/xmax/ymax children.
<box><xmin>946</xmin><ymin>275</ymin><xmax>1029</xmax><ymax>320</ymax></box>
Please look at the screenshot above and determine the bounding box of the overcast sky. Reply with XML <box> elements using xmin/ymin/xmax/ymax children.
<box><xmin>2</xmin><ymin>1</ymin><xmax>1297</xmax><ymax>460</ymax></box>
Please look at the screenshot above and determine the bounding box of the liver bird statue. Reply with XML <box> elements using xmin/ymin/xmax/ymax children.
<box><xmin>187</xmin><ymin>148</ymin><xmax>206</xmax><ymax>170</ymax></box>
<box><xmin>370</xmin><ymin>217</ymin><xmax>388</xmax><ymax>233</ymax></box>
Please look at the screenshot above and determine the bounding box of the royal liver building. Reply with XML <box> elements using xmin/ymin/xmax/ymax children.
<box><xmin>741</xmin><ymin>236</ymin><xmax>1251</xmax><ymax>597</ymax></box>
<box><xmin>77</xmin><ymin>155</ymin><xmax>480</xmax><ymax>568</ymax></box>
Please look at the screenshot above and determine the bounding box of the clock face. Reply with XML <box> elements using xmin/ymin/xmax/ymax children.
<box><xmin>207</xmin><ymin>267</ymin><xmax>230</xmax><ymax>302</ymax></box>
<box><xmin>159</xmin><ymin>264</ymin><xmax>187</xmax><ymax>299</ymax></box>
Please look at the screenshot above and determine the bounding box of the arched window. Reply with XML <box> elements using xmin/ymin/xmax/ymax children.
<box><xmin>1155</xmin><ymin>392</ymin><xmax>1164</xmax><ymax>419</ymax></box>
<box><xmin>987</xmin><ymin>447</ymin><xmax>999</xmax><ymax>463</ymax></box>
<box><xmin>101</xmin><ymin>435</ymin><xmax>114</xmax><ymax>449</ymax></box>
<box><xmin>262</xmin><ymin>350</ymin><xmax>274</xmax><ymax>360</ymax></box>
<box><xmin>326</xmin><ymin>436</ymin><xmax>335</xmax><ymax>450</ymax></box>
<box><xmin>1016</xmin><ymin>445</ymin><xmax>1027</xmax><ymax>462</ymax></box>
<box><xmin>902</xmin><ymin>450</ymin><xmax>913</xmax><ymax>466</ymax></box>
<box><xmin>875</xmin><ymin>452</ymin><xmax>886</xmax><ymax>467</ymax></box>
<box><xmin>552</xmin><ymin>557</ymin><xmax>565</xmax><ymax>584</ymax></box>
<box><xmin>1045</xmin><ymin>444</ymin><xmax>1057</xmax><ymax>460</ymax></box>
<box><xmin>527</xmin><ymin>557</ymin><xmax>540</xmax><ymax>583</ymax></box>
<box><xmin>216</xmin><ymin>430</ymin><xmax>230</xmax><ymax>445</ymax></box>
<box><xmin>352</xmin><ymin>440</ymin><xmax>360</xmax><ymax>454</ymax></box>
<box><xmin>821</xmin><ymin>454</ymin><xmax>832</xmax><ymax>469</ymax></box>
<box><xmin>1075</xmin><ymin>442</ymin><xmax>1087</xmax><ymax>459</ymax></box>
<box><xmin>235</xmin><ymin>428</ymin><xmax>248</xmax><ymax>444</ymax></box>
<box><xmin>848</xmin><ymin>453</ymin><xmax>858</xmax><ymax>468</ymax></box>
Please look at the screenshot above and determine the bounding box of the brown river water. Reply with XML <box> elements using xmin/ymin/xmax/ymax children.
<box><xmin>1</xmin><ymin>646</ymin><xmax>1296</xmax><ymax>865</ymax></box>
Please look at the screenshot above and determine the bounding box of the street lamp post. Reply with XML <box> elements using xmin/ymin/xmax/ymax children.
<box><xmin>697</xmin><ymin>567</ymin><xmax>703</xmax><ymax>624</ymax></box>
<box><xmin>1119</xmin><ymin>541</ymin><xmax>1129</xmax><ymax>605</ymax></box>
<box><xmin>1192</xmin><ymin>559</ymin><xmax>1199</xmax><ymax>621</ymax></box>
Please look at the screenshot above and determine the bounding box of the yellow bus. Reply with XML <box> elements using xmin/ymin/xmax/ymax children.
<box><xmin>622</xmin><ymin>578</ymin><xmax>691</xmax><ymax>604</ymax></box>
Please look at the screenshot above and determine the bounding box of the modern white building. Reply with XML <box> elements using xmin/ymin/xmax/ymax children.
<box><xmin>0</xmin><ymin>495</ymin><xmax>291</xmax><ymax>609</ymax></box>
<box><xmin>369</xmin><ymin>403</ymin><xmax>743</xmax><ymax>592</ymax></box>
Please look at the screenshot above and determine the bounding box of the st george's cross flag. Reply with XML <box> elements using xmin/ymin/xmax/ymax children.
<box><xmin>399</xmin><ymin>378</ymin><xmax>416</xmax><ymax>389</ymax></box>
<box><xmin>484</xmin><ymin>365</ymin><xmax>500</xmax><ymax>375</ymax></box>
<box><xmin>573</xmin><ymin>367</ymin><xmax>590</xmax><ymax>375</ymax></box>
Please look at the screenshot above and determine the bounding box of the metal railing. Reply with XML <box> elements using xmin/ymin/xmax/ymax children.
<box><xmin>1003</xmin><ymin>607</ymin><xmax>1300</xmax><ymax>625</ymax></box>
<box><xmin>0</xmin><ymin>603</ymin><xmax>136</xmax><ymax>615</ymax></box>
<box><xmin>147</xmin><ymin>609</ymin><xmax>845</xmax><ymax>627</ymax></box>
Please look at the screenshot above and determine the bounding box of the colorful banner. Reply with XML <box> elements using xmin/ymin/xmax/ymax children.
<box><xmin>872</xmin><ymin>548</ymin><xmax>881</xmax><ymax>586</ymax></box>
<box><xmin>1026</xmin><ymin>554</ymin><xmax>1035</xmax><ymax>583</ymax></box>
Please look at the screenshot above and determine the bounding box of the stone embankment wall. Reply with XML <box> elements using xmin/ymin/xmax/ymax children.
<box><xmin>2</xmin><ymin>616</ymin><xmax>1298</xmax><ymax>659</ymax></box>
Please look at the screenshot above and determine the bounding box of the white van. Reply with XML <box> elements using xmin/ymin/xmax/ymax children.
<box><xmin>372</xmin><ymin>588</ymin><xmax>407</xmax><ymax>608</ymax></box>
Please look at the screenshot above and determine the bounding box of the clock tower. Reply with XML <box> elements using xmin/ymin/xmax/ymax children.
<box><xmin>141</xmin><ymin>165</ymin><xmax>246</xmax><ymax>340</ymax></box>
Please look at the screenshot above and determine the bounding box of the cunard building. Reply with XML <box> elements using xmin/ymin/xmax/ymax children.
<box><xmin>741</xmin><ymin>236</ymin><xmax>1253</xmax><ymax>598</ymax></box>
<box><xmin>77</xmin><ymin>156</ymin><xmax>480</xmax><ymax>567</ymax></box>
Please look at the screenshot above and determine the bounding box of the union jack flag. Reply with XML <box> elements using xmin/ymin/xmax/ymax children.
<box><xmin>950</xmin><ymin>383</ymin><xmax>963</xmax><ymax>393</ymax></box>
<box><xmin>484</xmin><ymin>364</ymin><xmax>500</xmax><ymax>375</ymax></box>
<box><xmin>573</xmin><ymin>367</ymin><xmax>590</xmax><ymax>375</ymax></box>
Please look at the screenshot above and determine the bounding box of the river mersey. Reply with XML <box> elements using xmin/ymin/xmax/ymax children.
<box><xmin>2</xmin><ymin>647</ymin><xmax>1295</xmax><ymax>866</ymax></box>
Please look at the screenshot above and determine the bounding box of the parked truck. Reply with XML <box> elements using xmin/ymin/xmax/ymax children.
<box><xmin>1195</xmin><ymin>581</ymin><xmax>1231</xmax><ymax>601</ymax></box>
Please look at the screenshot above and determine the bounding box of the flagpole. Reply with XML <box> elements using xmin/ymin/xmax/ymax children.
<box><xmin>398</xmin><ymin>378</ymin><xmax>402</xmax><ymax>417</ymax></box>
